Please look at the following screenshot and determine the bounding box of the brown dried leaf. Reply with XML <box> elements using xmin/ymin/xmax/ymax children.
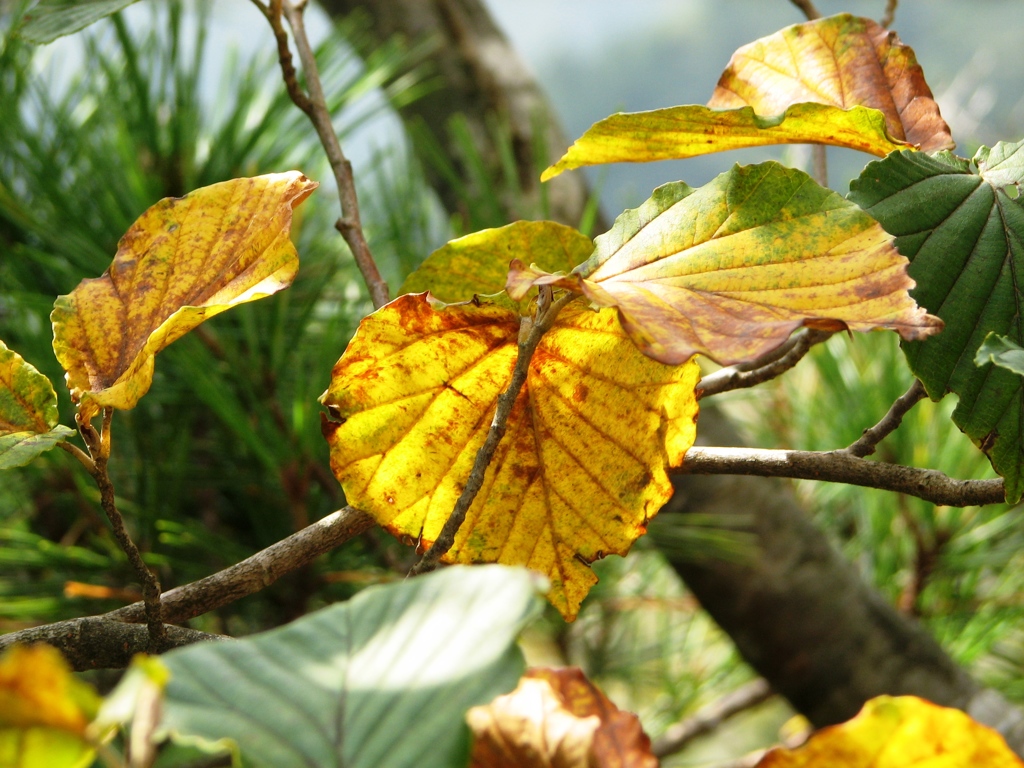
<box><xmin>468</xmin><ymin>668</ymin><xmax>658</xmax><ymax>768</ymax></box>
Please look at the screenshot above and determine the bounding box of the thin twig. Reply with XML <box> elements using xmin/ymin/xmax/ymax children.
<box><xmin>255</xmin><ymin>0</ymin><xmax>390</xmax><ymax>309</ymax></box>
<box><xmin>653</xmin><ymin>678</ymin><xmax>774</xmax><ymax>758</ymax></box>
<box><xmin>82</xmin><ymin>408</ymin><xmax>167</xmax><ymax>651</ymax></box>
<box><xmin>846</xmin><ymin>378</ymin><xmax>927</xmax><ymax>458</ymax></box>
<box><xmin>680</xmin><ymin>447</ymin><xmax>1006</xmax><ymax>507</ymax></box>
<box><xmin>788</xmin><ymin>0</ymin><xmax>821</xmax><ymax>20</ymax></box>
<box><xmin>410</xmin><ymin>290</ymin><xmax>574</xmax><ymax>575</ymax></box>
<box><xmin>811</xmin><ymin>145</ymin><xmax>828</xmax><ymax>187</ymax></box>
<box><xmin>105</xmin><ymin>506</ymin><xmax>375</xmax><ymax>624</ymax></box>
<box><xmin>697</xmin><ymin>329</ymin><xmax>832</xmax><ymax>398</ymax></box>
<box><xmin>707</xmin><ymin>752</ymin><xmax>769</xmax><ymax>768</ymax></box>
<box><xmin>881</xmin><ymin>0</ymin><xmax>898</xmax><ymax>28</ymax></box>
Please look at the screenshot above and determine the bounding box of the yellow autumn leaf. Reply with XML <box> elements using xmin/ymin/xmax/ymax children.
<box><xmin>541</xmin><ymin>103</ymin><xmax>908</xmax><ymax>181</ymax></box>
<box><xmin>710</xmin><ymin>14</ymin><xmax>953</xmax><ymax>153</ymax></box>
<box><xmin>756</xmin><ymin>695</ymin><xmax>1023</xmax><ymax>768</ymax></box>
<box><xmin>510</xmin><ymin>164</ymin><xmax>942</xmax><ymax>366</ymax></box>
<box><xmin>0</xmin><ymin>644</ymin><xmax>100</xmax><ymax>768</ymax></box>
<box><xmin>51</xmin><ymin>172</ymin><xmax>318</xmax><ymax>420</ymax></box>
<box><xmin>321</xmin><ymin>293</ymin><xmax>699</xmax><ymax>619</ymax></box>
<box><xmin>468</xmin><ymin>667</ymin><xmax>657</xmax><ymax>768</ymax></box>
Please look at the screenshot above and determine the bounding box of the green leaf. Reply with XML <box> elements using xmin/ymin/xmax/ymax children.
<box><xmin>0</xmin><ymin>340</ymin><xmax>74</xmax><ymax>469</ymax></box>
<box><xmin>976</xmin><ymin>334</ymin><xmax>1024</xmax><ymax>378</ymax></box>
<box><xmin>849</xmin><ymin>140</ymin><xmax>1024</xmax><ymax>502</ymax></box>
<box><xmin>398</xmin><ymin>220</ymin><xmax>592</xmax><ymax>303</ymax></box>
<box><xmin>159</xmin><ymin>565</ymin><xmax>543</xmax><ymax>768</ymax></box>
<box><xmin>16</xmin><ymin>1</ymin><xmax>142</xmax><ymax>45</ymax></box>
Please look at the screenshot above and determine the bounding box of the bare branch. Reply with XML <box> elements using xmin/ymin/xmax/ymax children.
<box><xmin>788</xmin><ymin>0</ymin><xmax>821</xmax><ymax>20</ymax></box>
<box><xmin>680</xmin><ymin>447</ymin><xmax>1006</xmax><ymax>507</ymax></box>
<box><xmin>106</xmin><ymin>506</ymin><xmax>376</xmax><ymax>625</ymax></box>
<box><xmin>0</xmin><ymin>618</ymin><xmax>226</xmax><ymax>671</ymax></box>
<box><xmin>77</xmin><ymin>409</ymin><xmax>167</xmax><ymax>651</ymax></box>
<box><xmin>846</xmin><ymin>378</ymin><xmax>927</xmax><ymax>458</ymax></box>
<box><xmin>697</xmin><ymin>330</ymin><xmax>832</xmax><ymax>398</ymax></box>
<box><xmin>253</xmin><ymin>0</ymin><xmax>313</xmax><ymax>115</ymax></box>
<box><xmin>881</xmin><ymin>0</ymin><xmax>898</xmax><ymax>28</ymax></box>
<box><xmin>653</xmin><ymin>678</ymin><xmax>773</xmax><ymax>758</ymax></box>
<box><xmin>410</xmin><ymin>290</ymin><xmax>575</xmax><ymax>575</ymax></box>
<box><xmin>256</xmin><ymin>0</ymin><xmax>391</xmax><ymax>308</ymax></box>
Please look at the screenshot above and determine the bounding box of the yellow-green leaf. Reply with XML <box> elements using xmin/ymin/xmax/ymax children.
<box><xmin>399</xmin><ymin>220</ymin><xmax>593</xmax><ymax>304</ymax></box>
<box><xmin>0</xmin><ymin>340</ymin><xmax>74</xmax><ymax>469</ymax></box>
<box><xmin>710</xmin><ymin>14</ymin><xmax>953</xmax><ymax>153</ymax></box>
<box><xmin>510</xmin><ymin>164</ymin><xmax>942</xmax><ymax>366</ymax></box>
<box><xmin>542</xmin><ymin>103</ymin><xmax>908</xmax><ymax>181</ymax></box>
<box><xmin>0</xmin><ymin>644</ymin><xmax>100</xmax><ymax>768</ymax></box>
<box><xmin>756</xmin><ymin>695</ymin><xmax>1023</xmax><ymax>768</ymax></box>
<box><xmin>51</xmin><ymin>173</ymin><xmax>318</xmax><ymax>420</ymax></box>
<box><xmin>320</xmin><ymin>294</ymin><xmax>699</xmax><ymax>620</ymax></box>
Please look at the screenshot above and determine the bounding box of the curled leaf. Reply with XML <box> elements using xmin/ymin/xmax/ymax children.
<box><xmin>976</xmin><ymin>333</ymin><xmax>1024</xmax><ymax>378</ymax></box>
<box><xmin>542</xmin><ymin>103</ymin><xmax>908</xmax><ymax>181</ymax></box>
<box><xmin>51</xmin><ymin>173</ymin><xmax>317</xmax><ymax>420</ymax></box>
<box><xmin>756</xmin><ymin>695</ymin><xmax>1023</xmax><ymax>767</ymax></box>
<box><xmin>0</xmin><ymin>340</ymin><xmax>74</xmax><ymax>469</ymax></box>
<box><xmin>710</xmin><ymin>14</ymin><xmax>953</xmax><ymax>152</ymax></box>
<box><xmin>321</xmin><ymin>294</ymin><xmax>699</xmax><ymax>619</ymax></box>
<box><xmin>468</xmin><ymin>667</ymin><xmax>657</xmax><ymax>768</ymax></box>
<box><xmin>512</xmin><ymin>163</ymin><xmax>941</xmax><ymax>366</ymax></box>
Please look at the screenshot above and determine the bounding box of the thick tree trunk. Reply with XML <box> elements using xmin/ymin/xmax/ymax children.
<box><xmin>658</xmin><ymin>406</ymin><xmax>1024</xmax><ymax>751</ymax></box>
<box><xmin>320</xmin><ymin>0</ymin><xmax>596</xmax><ymax>229</ymax></box>
<box><xmin>321</xmin><ymin>0</ymin><xmax>1024</xmax><ymax>754</ymax></box>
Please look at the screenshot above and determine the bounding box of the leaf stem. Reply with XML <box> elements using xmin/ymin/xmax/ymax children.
<box><xmin>254</xmin><ymin>0</ymin><xmax>391</xmax><ymax>309</ymax></box>
<box><xmin>846</xmin><ymin>378</ymin><xmax>927</xmax><ymax>458</ymax></box>
<box><xmin>696</xmin><ymin>329</ymin><xmax>832</xmax><ymax>398</ymax></box>
<box><xmin>680</xmin><ymin>446</ymin><xmax>1005</xmax><ymax>507</ymax></box>
<box><xmin>410</xmin><ymin>290</ymin><xmax>575</xmax><ymax>576</ymax></box>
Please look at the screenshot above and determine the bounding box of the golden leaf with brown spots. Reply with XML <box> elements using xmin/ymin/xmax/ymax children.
<box><xmin>51</xmin><ymin>173</ymin><xmax>317</xmax><ymax>419</ymax></box>
<box><xmin>320</xmin><ymin>294</ymin><xmax>699</xmax><ymax>619</ymax></box>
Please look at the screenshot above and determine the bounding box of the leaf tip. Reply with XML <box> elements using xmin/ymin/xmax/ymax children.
<box><xmin>540</xmin><ymin>164</ymin><xmax>564</xmax><ymax>182</ymax></box>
